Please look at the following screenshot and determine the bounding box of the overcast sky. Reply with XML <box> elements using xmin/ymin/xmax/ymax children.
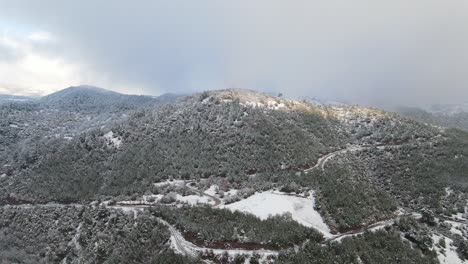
<box><xmin>0</xmin><ymin>1</ymin><xmax>467</xmax><ymax>107</ymax></box>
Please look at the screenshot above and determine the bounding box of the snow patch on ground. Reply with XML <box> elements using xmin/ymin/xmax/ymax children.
<box><xmin>103</xmin><ymin>131</ymin><xmax>122</xmax><ymax>148</ymax></box>
<box><xmin>114</xmin><ymin>193</ymin><xmax>213</xmax><ymax>206</ymax></box>
<box><xmin>203</xmin><ymin>185</ymin><xmax>240</xmax><ymax>204</ymax></box>
<box><xmin>446</xmin><ymin>221</ymin><xmax>466</xmax><ymax>237</ymax></box>
<box><xmin>142</xmin><ymin>194</ymin><xmax>163</xmax><ymax>203</ymax></box>
<box><xmin>109</xmin><ymin>206</ymin><xmax>144</xmax><ymax>216</ymax></box>
<box><xmin>116</xmin><ymin>194</ymin><xmax>163</xmax><ymax>205</ymax></box>
<box><xmin>224</xmin><ymin>189</ymin><xmax>239</xmax><ymax>197</ymax></box>
<box><xmin>451</xmin><ymin>227</ymin><xmax>464</xmax><ymax>237</ymax></box>
<box><xmin>154</xmin><ymin>179</ymin><xmax>185</xmax><ymax>187</ymax></box>
<box><xmin>240</xmin><ymin>100</ymin><xmax>286</xmax><ymax>111</ymax></box>
<box><xmin>432</xmin><ymin>234</ymin><xmax>466</xmax><ymax>264</ymax></box>
<box><xmin>205</xmin><ymin>185</ymin><xmax>219</xmax><ymax>196</ymax></box>
<box><xmin>224</xmin><ymin>190</ymin><xmax>332</xmax><ymax>238</ymax></box>
<box><xmin>446</xmin><ymin>187</ymin><xmax>454</xmax><ymax>197</ymax></box>
<box><xmin>175</xmin><ymin>194</ymin><xmax>214</xmax><ymax>206</ymax></box>
<box><xmin>454</xmin><ymin>213</ymin><xmax>468</xmax><ymax>221</ymax></box>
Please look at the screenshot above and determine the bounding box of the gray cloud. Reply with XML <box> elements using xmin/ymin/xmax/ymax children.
<box><xmin>0</xmin><ymin>41</ymin><xmax>22</xmax><ymax>62</ymax></box>
<box><xmin>0</xmin><ymin>0</ymin><xmax>468</xmax><ymax>107</ymax></box>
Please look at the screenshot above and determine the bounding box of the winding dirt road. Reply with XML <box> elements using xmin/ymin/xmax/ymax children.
<box><xmin>185</xmin><ymin>181</ymin><xmax>222</xmax><ymax>207</ymax></box>
<box><xmin>303</xmin><ymin>145</ymin><xmax>364</xmax><ymax>173</ymax></box>
<box><xmin>110</xmin><ymin>142</ymin><xmax>426</xmax><ymax>259</ymax></box>
<box><xmin>157</xmin><ymin>218</ymin><xmax>279</xmax><ymax>258</ymax></box>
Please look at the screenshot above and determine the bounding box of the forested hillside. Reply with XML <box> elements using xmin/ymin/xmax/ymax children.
<box><xmin>1</xmin><ymin>89</ymin><xmax>438</xmax><ymax>202</ymax></box>
<box><xmin>1</xmin><ymin>87</ymin><xmax>467</xmax><ymax>263</ymax></box>
<box><xmin>0</xmin><ymin>206</ymin><xmax>199</xmax><ymax>264</ymax></box>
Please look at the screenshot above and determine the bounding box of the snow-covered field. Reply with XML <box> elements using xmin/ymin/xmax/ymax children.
<box><xmin>224</xmin><ymin>190</ymin><xmax>333</xmax><ymax>238</ymax></box>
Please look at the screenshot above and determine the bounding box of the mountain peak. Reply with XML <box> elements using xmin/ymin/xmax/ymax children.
<box><xmin>39</xmin><ymin>85</ymin><xmax>158</xmax><ymax>112</ymax></box>
<box><xmin>49</xmin><ymin>85</ymin><xmax>119</xmax><ymax>96</ymax></box>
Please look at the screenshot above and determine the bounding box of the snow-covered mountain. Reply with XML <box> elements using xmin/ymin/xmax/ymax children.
<box><xmin>0</xmin><ymin>87</ymin><xmax>467</xmax><ymax>264</ymax></box>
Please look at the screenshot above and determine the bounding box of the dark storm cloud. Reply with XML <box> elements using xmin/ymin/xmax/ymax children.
<box><xmin>0</xmin><ymin>0</ymin><xmax>468</xmax><ymax>106</ymax></box>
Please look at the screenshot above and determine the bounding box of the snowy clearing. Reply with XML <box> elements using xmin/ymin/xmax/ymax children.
<box><xmin>223</xmin><ymin>190</ymin><xmax>333</xmax><ymax>238</ymax></box>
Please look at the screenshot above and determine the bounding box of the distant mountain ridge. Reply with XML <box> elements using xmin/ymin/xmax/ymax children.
<box><xmin>398</xmin><ymin>105</ymin><xmax>468</xmax><ymax>132</ymax></box>
<box><xmin>426</xmin><ymin>102</ymin><xmax>468</xmax><ymax>115</ymax></box>
<box><xmin>0</xmin><ymin>94</ymin><xmax>35</xmax><ymax>104</ymax></box>
<box><xmin>39</xmin><ymin>85</ymin><xmax>180</xmax><ymax>112</ymax></box>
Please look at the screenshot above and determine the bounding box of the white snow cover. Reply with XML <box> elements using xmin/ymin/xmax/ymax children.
<box><xmin>446</xmin><ymin>220</ymin><xmax>466</xmax><ymax>236</ymax></box>
<box><xmin>240</xmin><ymin>100</ymin><xmax>286</xmax><ymax>111</ymax></box>
<box><xmin>224</xmin><ymin>190</ymin><xmax>333</xmax><ymax>238</ymax></box>
<box><xmin>103</xmin><ymin>131</ymin><xmax>122</xmax><ymax>148</ymax></box>
<box><xmin>432</xmin><ymin>234</ymin><xmax>466</xmax><ymax>264</ymax></box>
<box><xmin>113</xmin><ymin>194</ymin><xmax>164</xmax><ymax>205</ymax></box>
<box><xmin>153</xmin><ymin>179</ymin><xmax>185</xmax><ymax>187</ymax></box>
<box><xmin>224</xmin><ymin>189</ymin><xmax>239</xmax><ymax>197</ymax></box>
<box><xmin>445</xmin><ymin>187</ymin><xmax>454</xmax><ymax>197</ymax></box>
<box><xmin>454</xmin><ymin>213</ymin><xmax>468</xmax><ymax>221</ymax></box>
<box><xmin>142</xmin><ymin>194</ymin><xmax>163</xmax><ymax>203</ymax></box>
<box><xmin>115</xmin><ymin>193</ymin><xmax>213</xmax><ymax>206</ymax></box>
<box><xmin>175</xmin><ymin>194</ymin><xmax>214</xmax><ymax>206</ymax></box>
<box><xmin>204</xmin><ymin>185</ymin><xmax>239</xmax><ymax>203</ymax></box>
<box><xmin>204</xmin><ymin>185</ymin><xmax>219</xmax><ymax>196</ymax></box>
